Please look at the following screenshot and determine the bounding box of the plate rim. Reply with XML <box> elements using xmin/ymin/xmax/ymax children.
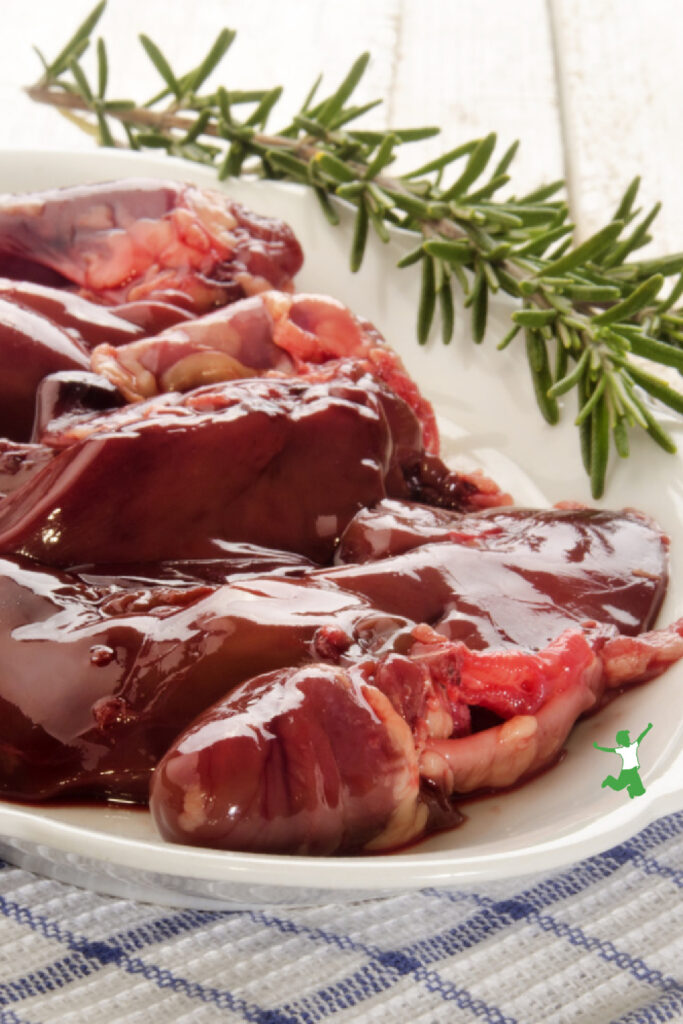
<box><xmin>0</xmin><ymin>145</ymin><xmax>681</xmax><ymax>899</ymax></box>
<box><xmin>0</xmin><ymin>777</ymin><xmax>681</xmax><ymax>891</ymax></box>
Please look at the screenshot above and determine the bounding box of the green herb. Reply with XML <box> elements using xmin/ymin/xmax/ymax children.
<box><xmin>26</xmin><ymin>1</ymin><xmax>683</xmax><ymax>498</ymax></box>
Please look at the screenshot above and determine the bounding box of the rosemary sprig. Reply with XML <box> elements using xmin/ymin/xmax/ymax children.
<box><xmin>25</xmin><ymin>2</ymin><xmax>683</xmax><ymax>498</ymax></box>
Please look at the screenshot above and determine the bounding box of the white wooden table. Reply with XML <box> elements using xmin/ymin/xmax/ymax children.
<box><xmin>1</xmin><ymin>0</ymin><xmax>681</xmax><ymax>254</ymax></box>
<box><xmin>0</xmin><ymin>5</ymin><xmax>681</xmax><ymax>1023</ymax></box>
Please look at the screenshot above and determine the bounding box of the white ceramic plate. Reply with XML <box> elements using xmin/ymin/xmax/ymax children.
<box><xmin>0</xmin><ymin>149</ymin><xmax>681</xmax><ymax>909</ymax></box>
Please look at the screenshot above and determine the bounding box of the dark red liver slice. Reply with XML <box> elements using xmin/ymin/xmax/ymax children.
<box><xmin>0</xmin><ymin>373</ymin><xmax>418</xmax><ymax>565</ymax></box>
<box><xmin>0</xmin><ymin>500</ymin><xmax>668</xmax><ymax>803</ymax></box>
<box><xmin>333</xmin><ymin>501</ymin><xmax>669</xmax><ymax>648</ymax></box>
<box><xmin>0</xmin><ymin>298</ymin><xmax>90</xmax><ymax>441</ymax></box>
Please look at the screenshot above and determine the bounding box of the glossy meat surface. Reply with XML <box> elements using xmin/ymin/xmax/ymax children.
<box><xmin>151</xmin><ymin>617</ymin><xmax>683</xmax><ymax>855</ymax></box>
<box><xmin>0</xmin><ymin>371</ymin><xmax>419</xmax><ymax>564</ymax></box>
<box><xmin>0</xmin><ymin>363</ymin><xmax>509</xmax><ymax>565</ymax></box>
<box><xmin>0</xmin><ymin>439</ymin><xmax>56</xmax><ymax>499</ymax></box>
<box><xmin>0</xmin><ymin>297</ymin><xmax>90</xmax><ymax>440</ymax></box>
<box><xmin>0</xmin><ymin>278</ymin><xmax>146</xmax><ymax>349</ymax></box>
<box><xmin>0</xmin><ymin>178</ymin><xmax>305</xmax><ymax>445</ymax></box>
<box><xmin>151</xmin><ymin>663</ymin><xmax>425</xmax><ymax>856</ymax></box>
<box><xmin>0</xmin><ymin>275</ymin><xmax>191</xmax><ymax>443</ymax></box>
<box><xmin>0</xmin><ymin>506</ymin><xmax>671</xmax><ymax>804</ymax></box>
<box><xmin>0</xmin><ymin>553</ymin><xmax>412</xmax><ymax>801</ymax></box>
<box><xmin>0</xmin><ymin>177</ymin><xmax>680</xmax><ymax>859</ymax></box>
<box><xmin>333</xmin><ymin>502</ymin><xmax>669</xmax><ymax>646</ymax></box>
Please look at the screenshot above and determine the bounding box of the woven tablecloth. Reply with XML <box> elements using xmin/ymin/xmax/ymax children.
<box><xmin>0</xmin><ymin>811</ymin><xmax>680</xmax><ymax>1024</ymax></box>
<box><xmin>0</xmin><ymin>4</ymin><xmax>681</xmax><ymax>1023</ymax></box>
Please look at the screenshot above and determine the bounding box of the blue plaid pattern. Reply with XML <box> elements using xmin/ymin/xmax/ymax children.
<box><xmin>0</xmin><ymin>812</ymin><xmax>681</xmax><ymax>1023</ymax></box>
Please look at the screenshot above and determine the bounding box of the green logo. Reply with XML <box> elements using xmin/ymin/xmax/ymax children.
<box><xmin>593</xmin><ymin>723</ymin><xmax>653</xmax><ymax>799</ymax></box>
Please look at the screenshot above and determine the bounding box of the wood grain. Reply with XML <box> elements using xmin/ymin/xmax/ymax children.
<box><xmin>1</xmin><ymin>0</ymin><xmax>401</xmax><ymax>149</ymax></box>
<box><xmin>0</xmin><ymin>0</ymin><xmax>679</xmax><ymax>251</ymax></box>
<box><xmin>390</xmin><ymin>0</ymin><xmax>565</xmax><ymax>192</ymax></box>
<box><xmin>550</xmin><ymin>0</ymin><xmax>682</xmax><ymax>252</ymax></box>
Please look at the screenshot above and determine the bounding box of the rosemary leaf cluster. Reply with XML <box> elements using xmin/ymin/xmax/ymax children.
<box><xmin>26</xmin><ymin>1</ymin><xmax>683</xmax><ymax>497</ymax></box>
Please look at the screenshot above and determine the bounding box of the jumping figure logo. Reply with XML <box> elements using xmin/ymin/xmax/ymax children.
<box><xmin>593</xmin><ymin>723</ymin><xmax>653</xmax><ymax>799</ymax></box>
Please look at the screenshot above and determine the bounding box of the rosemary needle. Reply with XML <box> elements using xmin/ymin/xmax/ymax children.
<box><xmin>25</xmin><ymin>1</ymin><xmax>683</xmax><ymax>498</ymax></box>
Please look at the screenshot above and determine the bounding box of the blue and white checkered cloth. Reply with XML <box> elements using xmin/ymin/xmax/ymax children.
<box><xmin>0</xmin><ymin>812</ymin><xmax>681</xmax><ymax>1023</ymax></box>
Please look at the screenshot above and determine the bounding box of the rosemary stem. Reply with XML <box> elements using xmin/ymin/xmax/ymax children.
<box><xmin>26</xmin><ymin>82</ymin><xmax>320</xmax><ymax>160</ymax></box>
<box><xmin>21</xmin><ymin>6</ymin><xmax>683</xmax><ymax>499</ymax></box>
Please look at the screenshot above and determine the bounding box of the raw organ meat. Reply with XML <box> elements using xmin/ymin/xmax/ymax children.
<box><xmin>0</xmin><ymin>553</ymin><xmax>412</xmax><ymax>801</ymax></box>
<box><xmin>0</xmin><ymin>297</ymin><xmax>90</xmax><ymax>440</ymax></box>
<box><xmin>151</xmin><ymin>661</ymin><xmax>431</xmax><ymax>856</ymax></box>
<box><xmin>0</xmin><ymin>176</ymin><xmax>680</xmax><ymax>859</ymax></box>
<box><xmin>332</xmin><ymin>502</ymin><xmax>668</xmax><ymax>647</ymax></box>
<box><xmin>0</xmin><ymin>179</ymin><xmax>303</xmax><ymax>314</ymax></box>
<box><xmin>0</xmin><ymin>366</ymin><xmax>507</xmax><ymax>566</ymax></box>
<box><xmin>91</xmin><ymin>290</ymin><xmax>440</xmax><ymax>452</ymax></box>
<box><xmin>0</xmin><ymin>505</ymin><xmax>672</xmax><ymax>805</ymax></box>
<box><xmin>0</xmin><ymin>178</ymin><xmax>305</xmax><ymax>443</ymax></box>
<box><xmin>0</xmin><ymin>278</ymin><xmax>146</xmax><ymax>349</ymax></box>
<box><xmin>0</xmin><ymin>439</ymin><xmax>56</xmax><ymax>499</ymax></box>
<box><xmin>150</xmin><ymin>621</ymin><xmax>682</xmax><ymax>854</ymax></box>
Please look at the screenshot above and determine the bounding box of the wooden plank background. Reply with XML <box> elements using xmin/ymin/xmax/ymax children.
<box><xmin>3</xmin><ymin>0</ymin><xmax>679</xmax><ymax>494</ymax></box>
<box><xmin>0</xmin><ymin>0</ymin><xmax>680</xmax><ymax>251</ymax></box>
